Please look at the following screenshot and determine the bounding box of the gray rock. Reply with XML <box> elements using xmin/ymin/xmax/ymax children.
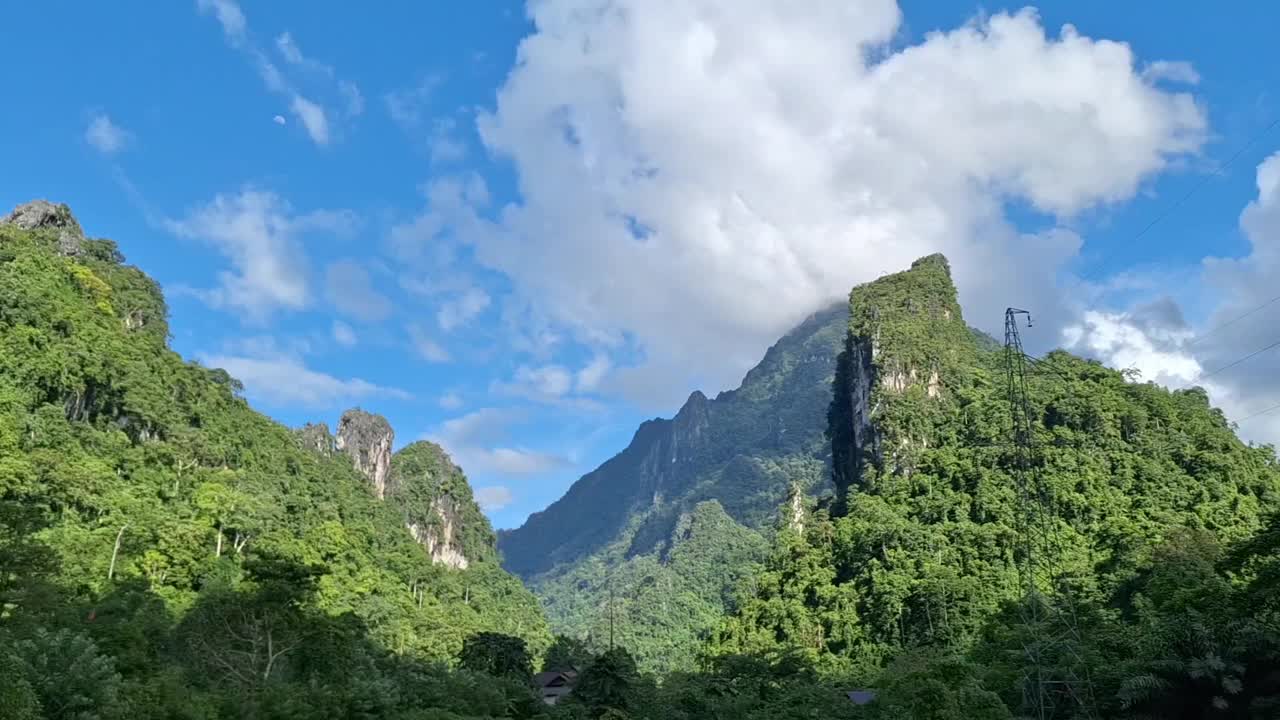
<box><xmin>336</xmin><ymin>409</ymin><xmax>395</xmax><ymax>499</ymax></box>
<box><xmin>2</xmin><ymin>200</ymin><xmax>85</xmax><ymax>256</ymax></box>
<box><xmin>296</xmin><ymin>422</ymin><xmax>337</xmax><ymax>456</ymax></box>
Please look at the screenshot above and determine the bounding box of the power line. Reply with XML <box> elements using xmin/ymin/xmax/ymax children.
<box><xmin>1077</xmin><ymin>116</ymin><xmax>1280</xmax><ymax>285</ymax></box>
<box><xmin>1178</xmin><ymin>335</ymin><xmax>1280</xmax><ymax>389</ymax></box>
<box><xmin>1237</xmin><ymin>401</ymin><xmax>1280</xmax><ymax>424</ymax></box>
<box><xmin>1185</xmin><ymin>293</ymin><xmax>1280</xmax><ymax>348</ymax></box>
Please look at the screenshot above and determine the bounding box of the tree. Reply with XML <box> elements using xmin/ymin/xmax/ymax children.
<box><xmin>573</xmin><ymin>647</ymin><xmax>640</xmax><ymax>717</ymax></box>
<box><xmin>459</xmin><ymin>632</ymin><xmax>534</xmax><ymax>683</ymax></box>
<box><xmin>871</xmin><ymin>651</ymin><xmax>1010</xmax><ymax>720</ymax></box>
<box><xmin>544</xmin><ymin>634</ymin><xmax>596</xmax><ymax>672</ymax></box>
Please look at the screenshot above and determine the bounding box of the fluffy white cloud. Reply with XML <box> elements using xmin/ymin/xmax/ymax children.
<box><xmin>493</xmin><ymin>364</ymin><xmax>573</xmax><ymax>401</ymax></box>
<box><xmin>438</xmin><ymin>391</ymin><xmax>464</xmax><ymax>410</ymax></box>
<box><xmin>408</xmin><ymin>324</ymin><xmax>451</xmax><ymax>362</ymax></box>
<box><xmin>196</xmin><ymin>0</ymin><xmax>245</xmax><ymax>43</ymax></box>
<box><xmin>332</xmin><ymin>320</ymin><xmax>357</xmax><ymax>347</ymax></box>
<box><xmin>427</xmin><ymin>408</ymin><xmax>570</xmax><ymax>477</ymax></box>
<box><xmin>198</xmin><ymin>1</ymin><xmax>358</xmax><ymax>146</ymax></box>
<box><xmin>473</xmin><ymin>449</ymin><xmax>570</xmax><ymax>475</ymax></box>
<box><xmin>475</xmin><ymin>486</ymin><xmax>515</xmax><ymax>511</ymax></box>
<box><xmin>437</xmin><ymin>286</ymin><xmax>491</xmax><ymax>331</ymax></box>
<box><xmin>1064</xmin><ymin>304</ymin><xmax>1201</xmax><ymax>386</ymax></box>
<box><xmin>199</xmin><ymin>353</ymin><xmax>409</xmax><ymax>408</ymax></box>
<box><xmin>575</xmin><ymin>355</ymin><xmax>611</xmax><ymax>393</ymax></box>
<box><xmin>165</xmin><ymin>189</ymin><xmax>356</xmax><ymax>320</ymax></box>
<box><xmin>325</xmin><ymin>259</ymin><xmax>392</xmax><ymax>322</ymax></box>
<box><xmin>396</xmin><ymin>2</ymin><xmax>1206</xmax><ymax>410</ymax></box>
<box><xmin>290</xmin><ymin>95</ymin><xmax>330</xmax><ymax>145</ymax></box>
<box><xmin>1067</xmin><ymin>152</ymin><xmax>1280</xmax><ymax>446</ymax></box>
<box><xmin>385</xmin><ymin>75</ymin><xmax>443</xmax><ymax>129</ymax></box>
<box><xmin>85</xmin><ymin>113</ymin><xmax>130</xmax><ymax>155</ymax></box>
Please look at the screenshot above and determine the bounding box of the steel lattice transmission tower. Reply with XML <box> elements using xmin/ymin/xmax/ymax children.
<box><xmin>1004</xmin><ymin>308</ymin><xmax>1097</xmax><ymax>720</ymax></box>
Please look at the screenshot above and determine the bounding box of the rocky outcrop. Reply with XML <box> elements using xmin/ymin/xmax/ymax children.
<box><xmin>500</xmin><ymin>302</ymin><xmax>847</xmax><ymax>578</ymax></box>
<box><xmin>336</xmin><ymin>409</ymin><xmax>394</xmax><ymax>499</ymax></box>
<box><xmin>296</xmin><ymin>422</ymin><xmax>336</xmax><ymax>456</ymax></box>
<box><xmin>389</xmin><ymin>441</ymin><xmax>497</xmax><ymax>570</ymax></box>
<box><xmin>3</xmin><ymin>200</ymin><xmax>84</xmax><ymax>256</ymax></box>
<box><xmin>829</xmin><ymin>253</ymin><xmax>971</xmax><ymax>509</ymax></box>
<box><xmin>314</xmin><ymin>413</ymin><xmax>495</xmax><ymax>570</ymax></box>
<box><xmin>408</xmin><ymin>497</ymin><xmax>471</xmax><ymax>570</ymax></box>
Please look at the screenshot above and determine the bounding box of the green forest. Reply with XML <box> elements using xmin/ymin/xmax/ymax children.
<box><xmin>4</xmin><ymin>208</ymin><xmax>1280</xmax><ymax>719</ymax></box>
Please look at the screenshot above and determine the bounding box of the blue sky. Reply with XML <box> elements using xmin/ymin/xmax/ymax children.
<box><xmin>2</xmin><ymin>0</ymin><xmax>1278</xmax><ymax>529</ymax></box>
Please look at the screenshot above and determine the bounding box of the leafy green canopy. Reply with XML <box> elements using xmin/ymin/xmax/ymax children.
<box><xmin>505</xmin><ymin>306</ymin><xmax>847</xmax><ymax>673</ymax></box>
<box><xmin>0</xmin><ymin>219</ymin><xmax>550</xmax><ymax>717</ymax></box>
<box><xmin>713</xmin><ymin>254</ymin><xmax>1280</xmax><ymax>716</ymax></box>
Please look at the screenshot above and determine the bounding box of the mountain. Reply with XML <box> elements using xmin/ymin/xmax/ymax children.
<box><xmin>498</xmin><ymin>300</ymin><xmax>849</xmax><ymax>670</ymax></box>
<box><xmin>712</xmin><ymin>253</ymin><xmax>1280</xmax><ymax>711</ymax></box>
<box><xmin>0</xmin><ymin>201</ymin><xmax>550</xmax><ymax>703</ymax></box>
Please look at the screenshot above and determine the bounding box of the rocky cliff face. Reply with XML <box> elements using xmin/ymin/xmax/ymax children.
<box><xmin>3</xmin><ymin>200</ymin><xmax>85</xmax><ymax>256</ymax></box>
<box><xmin>321</xmin><ymin>410</ymin><xmax>494</xmax><ymax>570</ymax></box>
<box><xmin>500</xmin><ymin>300</ymin><xmax>847</xmax><ymax>576</ymax></box>
<box><xmin>296</xmin><ymin>422</ymin><xmax>336</xmax><ymax>456</ymax></box>
<box><xmin>828</xmin><ymin>253</ymin><xmax>973</xmax><ymax>509</ymax></box>
<box><xmin>336</xmin><ymin>409</ymin><xmax>394</xmax><ymax>499</ymax></box>
<box><xmin>389</xmin><ymin>441</ymin><xmax>497</xmax><ymax>570</ymax></box>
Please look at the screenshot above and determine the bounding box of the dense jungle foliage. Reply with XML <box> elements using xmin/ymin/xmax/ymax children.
<box><xmin>0</xmin><ymin>213</ymin><xmax>550</xmax><ymax>718</ymax></box>
<box><xmin>502</xmin><ymin>305</ymin><xmax>846</xmax><ymax>673</ymax></box>
<box><xmin>5</xmin><ymin>208</ymin><xmax>1280</xmax><ymax>720</ymax></box>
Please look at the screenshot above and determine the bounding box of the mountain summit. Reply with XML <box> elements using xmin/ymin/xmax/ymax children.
<box><xmin>498</xmin><ymin>256</ymin><xmax>976</xmax><ymax>670</ymax></box>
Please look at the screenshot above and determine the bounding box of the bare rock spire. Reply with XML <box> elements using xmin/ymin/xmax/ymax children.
<box><xmin>3</xmin><ymin>200</ymin><xmax>85</xmax><ymax>256</ymax></box>
<box><xmin>336</xmin><ymin>408</ymin><xmax>394</xmax><ymax>499</ymax></box>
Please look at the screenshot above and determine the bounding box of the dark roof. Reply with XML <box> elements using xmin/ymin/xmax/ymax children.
<box><xmin>535</xmin><ymin>670</ymin><xmax>578</xmax><ymax>688</ymax></box>
<box><xmin>846</xmin><ymin>690</ymin><xmax>878</xmax><ymax>705</ymax></box>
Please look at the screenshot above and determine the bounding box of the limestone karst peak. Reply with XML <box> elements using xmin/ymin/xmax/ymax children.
<box><xmin>336</xmin><ymin>408</ymin><xmax>395</xmax><ymax>499</ymax></box>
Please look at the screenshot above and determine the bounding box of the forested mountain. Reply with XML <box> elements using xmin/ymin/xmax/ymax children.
<box><xmin>709</xmin><ymin>253</ymin><xmax>1280</xmax><ymax>715</ymax></box>
<box><xmin>499</xmin><ymin>301</ymin><xmax>848</xmax><ymax>670</ymax></box>
<box><xmin>5</xmin><ymin>199</ymin><xmax>1280</xmax><ymax>719</ymax></box>
<box><xmin>0</xmin><ymin>201</ymin><xmax>550</xmax><ymax>718</ymax></box>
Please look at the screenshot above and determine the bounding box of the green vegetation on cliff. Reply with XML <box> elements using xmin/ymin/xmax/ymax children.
<box><xmin>500</xmin><ymin>304</ymin><xmax>847</xmax><ymax>671</ymax></box>
<box><xmin>713</xmin><ymin>254</ymin><xmax>1280</xmax><ymax>716</ymax></box>
<box><xmin>0</xmin><ymin>206</ymin><xmax>549</xmax><ymax>718</ymax></box>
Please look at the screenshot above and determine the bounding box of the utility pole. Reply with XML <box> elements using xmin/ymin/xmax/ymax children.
<box><xmin>608</xmin><ymin>581</ymin><xmax>615</xmax><ymax>651</ymax></box>
<box><xmin>1004</xmin><ymin>308</ymin><xmax>1096</xmax><ymax>720</ymax></box>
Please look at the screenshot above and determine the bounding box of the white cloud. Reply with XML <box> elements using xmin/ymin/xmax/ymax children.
<box><xmin>165</xmin><ymin>189</ymin><xmax>355</xmax><ymax>320</ymax></box>
<box><xmin>428</xmin><ymin>118</ymin><xmax>468</xmax><ymax>165</ymax></box>
<box><xmin>493</xmin><ymin>364</ymin><xmax>573</xmax><ymax>401</ymax></box>
<box><xmin>1064</xmin><ymin>306</ymin><xmax>1201</xmax><ymax>387</ymax></box>
<box><xmin>475</xmin><ymin>486</ymin><xmax>515</xmax><ymax>511</ymax></box>
<box><xmin>437</xmin><ymin>408</ymin><xmax>521</xmax><ymax>447</ymax></box>
<box><xmin>325</xmin><ymin>259</ymin><xmax>392</xmax><ymax>322</ymax></box>
<box><xmin>408</xmin><ymin>324</ymin><xmax>451</xmax><ymax>362</ymax></box>
<box><xmin>1067</xmin><ymin>152</ymin><xmax>1280</xmax><ymax>446</ymax></box>
<box><xmin>438</xmin><ymin>391</ymin><xmax>464</xmax><ymax>410</ymax></box>
<box><xmin>1143</xmin><ymin>60</ymin><xmax>1201</xmax><ymax>85</ymax></box>
<box><xmin>397</xmin><ymin>3</ymin><xmax>1206</xmax><ymax>410</ymax></box>
<box><xmin>290</xmin><ymin>95</ymin><xmax>330</xmax><ymax>145</ymax></box>
<box><xmin>427</xmin><ymin>408</ymin><xmax>571</xmax><ymax>477</ymax></box>
<box><xmin>332</xmin><ymin>320</ymin><xmax>357</xmax><ymax>347</ymax></box>
<box><xmin>385</xmin><ymin>76</ymin><xmax>443</xmax><ymax>129</ymax></box>
<box><xmin>275</xmin><ymin>31</ymin><xmax>305</xmax><ymax>65</ymax></box>
<box><xmin>340</xmin><ymin>81</ymin><xmax>365</xmax><ymax>116</ymax></box>
<box><xmin>575</xmin><ymin>355</ymin><xmax>611</xmax><ymax>393</ymax></box>
<box><xmin>196</xmin><ymin>0</ymin><xmax>246</xmax><ymax>43</ymax></box>
<box><xmin>85</xmin><ymin>113</ymin><xmax>130</xmax><ymax>155</ymax></box>
<box><xmin>199</xmin><ymin>353</ymin><xmax>409</xmax><ymax>409</ymax></box>
<box><xmin>198</xmin><ymin>3</ymin><xmax>357</xmax><ymax>147</ymax></box>
<box><xmin>474</xmin><ymin>449</ymin><xmax>570</xmax><ymax>475</ymax></box>
<box><xmin>437</xmin><ymin>286</ymin><xmax>491</xmax><ymax>331</ymax></box>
